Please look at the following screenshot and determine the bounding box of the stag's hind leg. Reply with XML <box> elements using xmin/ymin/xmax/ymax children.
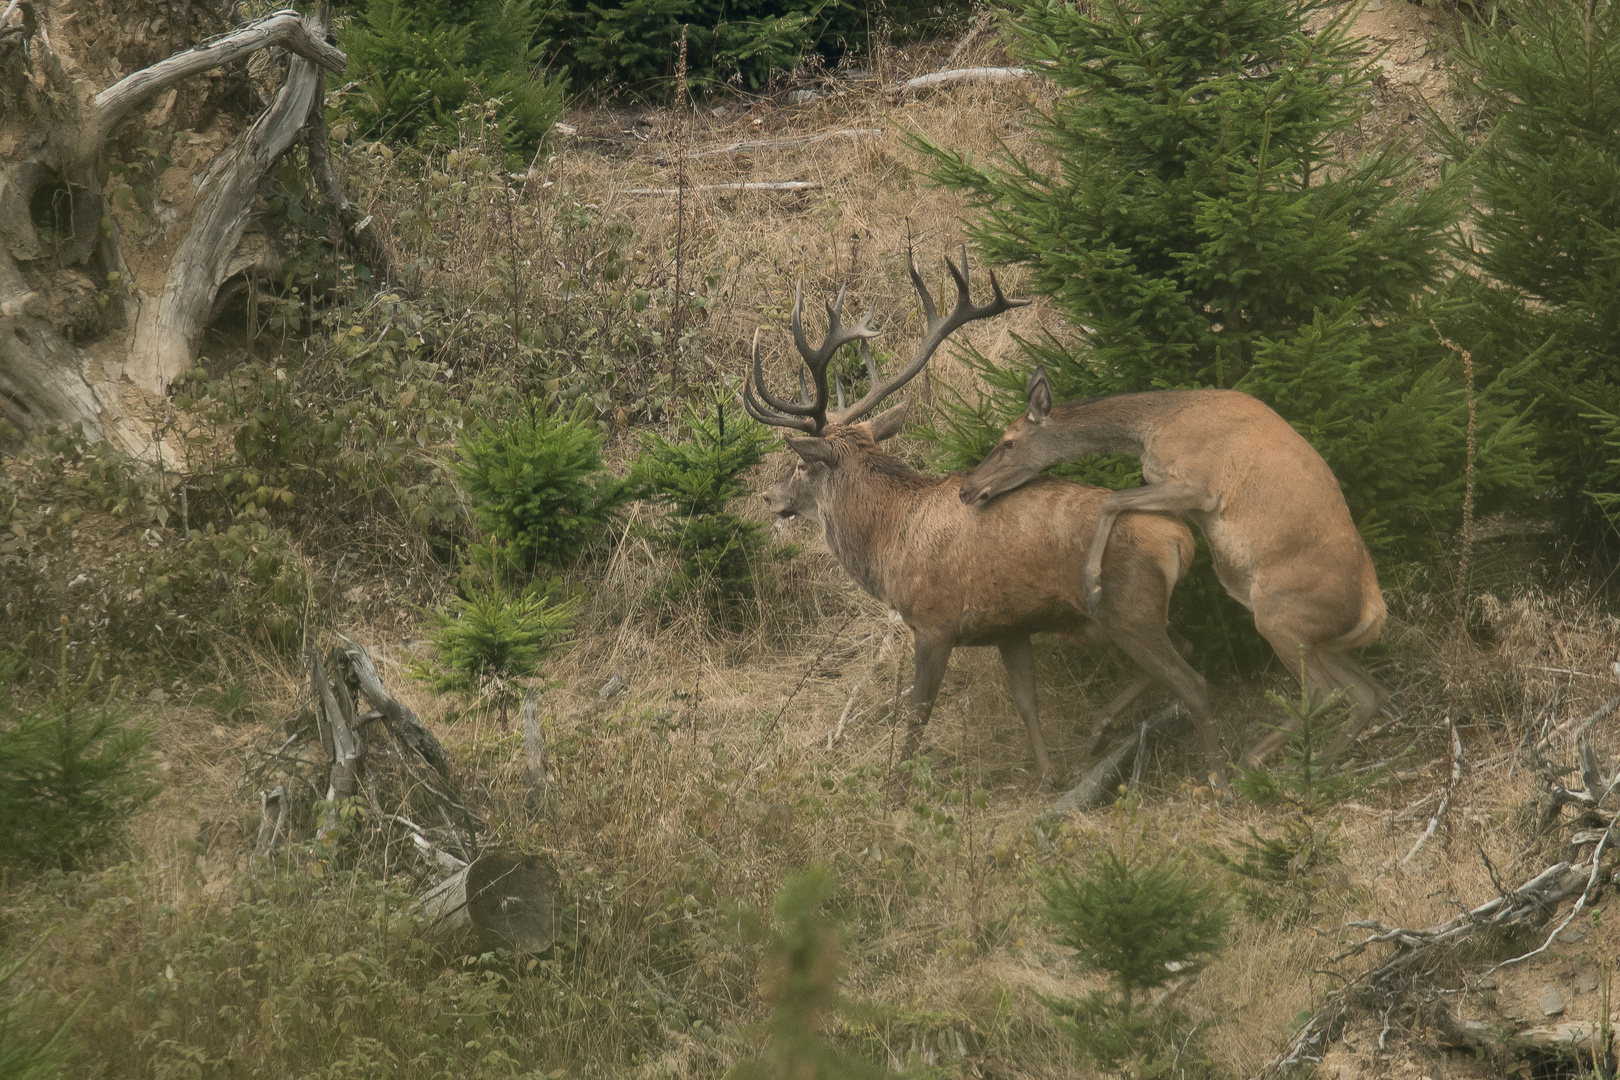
<box><xmin>998</xmin><ymin>636</ymin><xmax>1055</xmax><ymax>790</ymax></box>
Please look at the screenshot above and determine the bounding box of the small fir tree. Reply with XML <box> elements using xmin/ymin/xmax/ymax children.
<box><xmin>412</xmin><ymin>586</ymin><xmax>579</xmax><ymax>703</ymax></box>
<box><xmin>632</xmin><ymin>392</ymin><xmax>776</xmax><ymax>614</ymax></box>
<box><xmin>340</xmin><ymin>0</ymin><xmax>565</xmax><ymax>155</ymax></box>
<box><xmin>454</xmin><ymin>397</ymin><xmax>631</xmax><ymax>574</ymax></box>
<box><xmin>727</xmin><ymin>867</ymin><xmax>887</xmax><ymax>1080</ymax></box>
<box><xmin>0</xmin><ymin>636</ymin><xmax>158</xmax><ymax>870</ymax></box>
<box><xmin>1443</xmin><ymin>0</ymin><xmax>1620</xmax><ymax>547</ymax></box>
<box><xmin>1211</xmin><ymin>651</ymin><xmax>1393</xmax><ymax>919</ymax></box>
<box><xmin>914</xmin><ymin>0</ymin><xmax>1540</xmax><ymax>659</ymax></box>
<box><xmin>1040</xmin><ymin>834</ymin><xmax>1229</xmax><ymax>1077</ymax></box>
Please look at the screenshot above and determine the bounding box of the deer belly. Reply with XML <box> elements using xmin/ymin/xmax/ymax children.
<box><xmin>951</xmin><ymin>599</ymin><xmax>1090</xmax><ymax>647</ymax></box>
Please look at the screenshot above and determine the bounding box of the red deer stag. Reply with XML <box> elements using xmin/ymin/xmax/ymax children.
<box><xmin>958</xmin><ymin>368</ymin><xmax>1388</xmax><ymax>768</ymax></box>
<box><xmin>746</xmin><ymin>252</ymin><xmax>1224</xmax><ymax>789</ymax></box>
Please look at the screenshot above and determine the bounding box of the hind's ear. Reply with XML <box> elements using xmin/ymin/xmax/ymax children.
<box><xmin>785</xmin><ymin>436</ymin><xmax>837</xmax><ymax>465</ymax></box>
<box><xmin>1026</xmin><ymin>366</ymin><xmax>1053</xmax><ymax>424</ymax></box>
<box><xmin>867</xmin><ymin>401</ymin><xmax>910</xmax><ymax>442</ymax></box>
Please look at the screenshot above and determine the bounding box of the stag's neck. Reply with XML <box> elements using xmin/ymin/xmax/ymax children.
<box><xmin>817</xmin><ymin>461</ymin><xmax>933</xmax><ymax>602</ymax></box>
<box><xmin>1046</xmin><ymin>392</ymin><xmax>1195</xmax><ymax>457</ymax></box>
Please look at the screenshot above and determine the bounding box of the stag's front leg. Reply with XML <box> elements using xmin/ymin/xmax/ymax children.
<box><xmin>998</xmin><ymin>636</ymin><xmax>1054</xmax><ymax>790</ymax></box>
<box><xmin>898</xmin><ymin>632</ymin><xmax>953</xmax><ymax>777</ymax></box>
<box><xmin>1084</xmin><ymin>482</ymin><xmax>1220</xmax><ymax>613</ymax></box>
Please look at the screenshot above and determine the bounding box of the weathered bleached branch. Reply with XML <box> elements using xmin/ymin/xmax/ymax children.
<box><xmin>522</xmin><ymin>688</ymin><xmax>548</xmax><ymax>796</ymax></box>
<box><xmin>1054</xmin><ymin>703</ymin><xmax>1188</xmax><ymax>813</ymax></box>
<box><xmin>255</xmin><ymin>784</ymin><xmax>288</xmax><ymax>858</ymax></box>
<box><xmin>337</xmin><ymin>634</ymin><xmax>451</xmax><ymax>780</ymax></box>
<box><xmin>679</xmin><ymin>128</ymin><xmax>882</xmax><ymax>161</ymax></box>
<box><xmin>304</xmin><ymin>79</ymin><xmax>390</xmax><ymax>277</ymax></box>
<box><xmin>1402</xmin><ymin>717</ymin><xmax>1463</xmax><ymax>866</ymax></box>
<box><xmin>90</xmin><ymin>11</ymin><xmax>344</xmax><ymax>152</ymax></box>
<box><xmin>886</xmin><ymin>66</ymin><xmax>1032</xmax><ymax>98</ymax></box>
<box><xmin>624</xmin><ymin>180</ymin><xmax>821</xmax><ymax>196</ymax></box>
<box><xmin>310</xmin><ymin>647</ymin><xmax>361</xmax><ymax>842</ymax></box>
<box><xmin>123</xmin><ymin>4</ymin><xmax>335</xmax><ymax>397</ymax></box>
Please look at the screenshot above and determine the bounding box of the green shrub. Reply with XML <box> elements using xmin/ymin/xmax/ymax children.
<box><xmin>0</xmin><ymin>945</ymin><xmax>76</xmax><ymax>1080</ymax></box>
<box><xmin>632</xmin><ymin>393</ymin><xmax>776</xmax><ymax>612</ymax></box>
<box><xmin>455</xmin><ymin>397</ymin><xmax>632</xmax><ymax>573</ymax></box>
<box><xmin>0</xmin><ymin>644</ymin><xmax>158</xmax><ymax>871</ymax></box>
<box><xmin>340</xmin><ymin>0</ymin><xmax>565</xmax><ymax>156</ymax></box>
<box><xmin>1213</xmin><ymin>658</ymin><xmax>1394</xmax><ymax>920</ymax></box>
<box><xmin>414</xmin><ymin>585</ymin><xmax>580</xmax><ymax>699</ymax></box>
<box><xmin>1039</xmin><ymin>836</ymin><xmax>1229</xmax><ymax>1077</ymax></box>
<box><xmin>540</xmin><ymin>0</ymin><xmax>865</xmax><ymax>96</ymax></box>
<box><xmin>1444</xmin><ymin>0</ymin><xmax>1620</xmax><ymax>548</ymax></box>
<box><xmin>914</xmin><ymin>0</ymin><xmax>1541</xmax><ymax>663</ymax></box>
<box><xmin>727</xmin><ymin>866</ymin><xmax>887</xmax><ymax>1080</ymax></box>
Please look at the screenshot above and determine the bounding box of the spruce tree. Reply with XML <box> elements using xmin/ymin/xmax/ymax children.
<box><xmin>915</xmin><ymin>0</ymin><xmax>1539</xmax><ymax>575</ymax></box>
<box><xmin>1444</xmin><ymin>0</ymin><xmax>1620</xmax><ymax>547</ymax></box>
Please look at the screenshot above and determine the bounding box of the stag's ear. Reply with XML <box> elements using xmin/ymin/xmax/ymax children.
<box><xmin>1026</xmin><ymin>366</ymin><xmax>1053</xmax><ymax>424</ymax></box>
<box><xmin>867</xmin><ymin>401</ymin><xmax>910</xmax><ymax>442</ymax></box>
<box><xmin>785</xmin><ymin>436</ymin><xmax>838</xmax><ymax>465</ymax></box>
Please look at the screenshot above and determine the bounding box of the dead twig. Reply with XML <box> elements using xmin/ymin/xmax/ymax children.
<box><xmin>1402</xmin><ymin>716</ymin><xmax>1463</xmax><ymax>866</ymax></box>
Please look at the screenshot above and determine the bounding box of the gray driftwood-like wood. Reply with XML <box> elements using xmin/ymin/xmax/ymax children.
<box><xmin>521</xmin><ymin>688</ymin><xmax>548</xmax><ymax>796</ymax></box>
<box><xmin>337</xmin><ymin>634</ymin><xmax>451</xmax><ymax>780</ymax></box>
<box><xmin>0</xmin><ymin>1</ymin><xmax>351</xmax><ymax>450</ymax></box>
<box><xmin>310</xmin><ymin>648</ymin><xmax>362</xmax><ymax>842</ymax></box>
<box><xmin>1052</xmin><ymin>704</ymin><xmax>1189</xmax><ymax>813</ymax></box>
<box><xmin>421</xmin><ymin>851</ymin><xmax>559</xmax><ymax>955</ymax></box>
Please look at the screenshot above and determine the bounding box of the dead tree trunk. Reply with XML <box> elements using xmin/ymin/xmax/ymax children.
<box><xmin>0</xmin><ymin>0</ymin><xmax>346</xmax><ymax>455</ymax></box>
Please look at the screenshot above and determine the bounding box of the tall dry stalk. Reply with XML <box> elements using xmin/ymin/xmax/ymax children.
<box><xmin>671</xmin><ymin>25</ymin><xmax>691</xmax><ymax>397</ymax></box>
<box><xmin>1432</xmin><ymin>322</ymin><xmax>1477</xmax><ymax>617</ymax></box>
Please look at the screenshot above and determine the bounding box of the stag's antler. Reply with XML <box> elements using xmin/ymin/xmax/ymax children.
<box><xmin>743</xmin><ymin>281</ymin><xmax>879</xmax><ymax>433</ymax></box>
<box><xmin>746</xmin><ymin>247</ymin><xmax>1028</xmax><ymax>435</ymax></box>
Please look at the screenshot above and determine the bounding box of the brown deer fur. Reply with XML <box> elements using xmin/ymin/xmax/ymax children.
<box><xmin>764</xmin><ymin>406</ymin><xmax>1218</xmax><ymax>789</ymax></box>
<box><xmin>958</xmin><ymin>373</ymin><xmax>1388</xmax><ymax>768</ymax></box>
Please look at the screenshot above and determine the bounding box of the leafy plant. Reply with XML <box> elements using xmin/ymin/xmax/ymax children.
<box><xmin>632</xmin><ymin>392</ymin><xmax>777</xmax><ymax>613</ymax></box>
<box><xmin>0</xmin><ymin>636</ymin><xmax>158</xmax><ymax>871</ymax></box>
<box><xmin>414</xmin><ymin>585</ymin><xmax>580</xmax><ymax>700</ymax></box>
<box><xmin>0</xmin><ymin>943</ymin><xmax>77</xmax><ymax>1080</ymax></box>
<box><xmin>455</xmin><ymin>397</ymin><xmax>632</xmax><ymax>574</ymax></box>
<box><xmin>1039</xmin><ymin>836</ymin><xmax>1229</xmax><ymax>1077</ymax></box>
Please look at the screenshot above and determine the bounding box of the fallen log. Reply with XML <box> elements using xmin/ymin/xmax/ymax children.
<box><xmin>1053</xmin><ymin>703</ymin><xmax>1189</xmax><ymax>812</ymax></box>
<box><xmin>421</xmin><ymin>851</ymin><xmax>560</xmax><ymax>955</ymax></box>
<box><xmin>886</xmin><ymin>66</ymin><xmax>1033</xmax><ymax>99</ymax></box>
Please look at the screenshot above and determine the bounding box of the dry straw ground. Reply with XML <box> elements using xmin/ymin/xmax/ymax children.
<box><xmin>6</xmin><ymin>13</ymin><xmax>1620</xmax><ymax>1080</ymax></box>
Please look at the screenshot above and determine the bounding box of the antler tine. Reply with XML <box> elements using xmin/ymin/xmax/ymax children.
<box><xmin>751</xmin><ymin>301</ymin><xmax>822</xmax><ymax>419</ymax></box>
<box><xmin>828</xmin><ymin>246</ymin><xmax>1028</xmax><ymax>427</ymax></box>
<box><xmin>744</xmin><ymin>328</ymin><xmax>819</xmax><ymax>433</ymax></box>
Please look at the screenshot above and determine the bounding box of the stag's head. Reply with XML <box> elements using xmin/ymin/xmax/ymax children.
<box><xmin>746</xmin><ymin>246</ymin><xmax>1027</xmax><ymax>508</ymax></box>
<box><xmin>957</xmin><ymin>365</ymin><xmax>1056</xmax><ymax>507</ymax></box>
